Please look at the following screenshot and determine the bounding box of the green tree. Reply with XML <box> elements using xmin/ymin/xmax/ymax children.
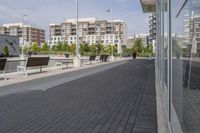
<box><xmin>61</xmin><ymin>42</ymin><xmax>69</xmax><ymax>52</ymax></box>
<box><xmin>148</xmin><ymin>43</ymin><xmax>154</xmax><ymax>55</ymax></box>
<box><xmin>113</xmin><ymin>45</ymin><xmax>118</xmax><ymax>55</ymax></box>
<box><xmin>52</xmin><ymin>45</ymin><xmax>59</xmax><ymax>52</ymax></box>
<box><xmin>122</xmin><ymin>47</ymin><xmax>132</xmax><ymax>56</ymax></box>
<box><xmin>79</xmin><ymin>43</ymin><xmax>91</xmax><ymax>55</ymax></box>
<box><xmin>69</xmin><ymin>44</ymin><xmax>76</xmax><ymax>55</ymax></box>
<box><xmin>90</xmin><ymin>44</ymin><xmax>97</xmax><ymax>55</ymax></box>
<box><xmin>56</xmin><ymin>42</ymin><xmax>63</xmax><ymax>51</ymax></box>
<box><xmin>32</xmin><ymin>42</ymin><xmax>40</xmax><ymax>52</ymax></box>
<box><xmin>97</xmin><ymin>44</ymin><xmax>104</xmax><ymax>55</ymax></box>
<box><xmin>83</xmin><ymin>43</ymin><xmax>90</xmax><ymax>53</ymax></box>
<box><xmin>102</xmin><ymin>45</ymin><xmax>110</xmax><ymax>55</ymax></box>
<box><xmin>3</xmin><ymin>46</ymin><xmax>9</xmax><ymax>57</ymax></box>
<box><xmin>41</xmin><ymin>43</ymin><xmax>49</xmax><ymax>51</ymax></box>
<box><xmin>107</xmin><ymin>44</ymin><xmax>117</xmax><ymax>56</ymax></box>
<box><xmin>23</xmin><ymin>45</ymin><xmax>29</xmax><ymax>55</ymax></box>
<box><xmin>80</xmin><ymin>44</ymin><xmax>85</xmax><ymax>55</ymax></box>
<box><xmin>133</xmin><ymin>38</ymin><xmax>144</xmax><ymax>53</ymax></box>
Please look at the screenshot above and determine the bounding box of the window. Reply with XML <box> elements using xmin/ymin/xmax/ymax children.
<box><xmin>157</xmin><ymin>0</ymin><xmax>200</xmax><ymax>132</ymax></box>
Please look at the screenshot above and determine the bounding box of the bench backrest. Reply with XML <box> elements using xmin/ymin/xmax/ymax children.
<box><xmin>26</xmin><ymin>57</ymin><xmax>50</xmax><ymax>67</ymax></box>
<box><xmin>100</xmin><ymin>55</ymin><xmax>109</xmax><ymax>62</ymax></box>
<box><xmin>0</xmin><ymin>59</ymin><xmax>7</xmax><ymax>71</ymax></box>
<box><xmin>89</xmin><ymin>55</ymin><xmax>96</xmax><ymax>61</ymax></box>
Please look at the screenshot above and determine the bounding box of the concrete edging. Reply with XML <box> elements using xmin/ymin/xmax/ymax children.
<box><xmin>155</xmin><ymin>66</ymin><xmax>170</xmax><ymax>133</ymax></box>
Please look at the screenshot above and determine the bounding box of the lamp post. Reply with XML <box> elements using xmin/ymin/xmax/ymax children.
<box><xmin>76</xmin><ymin>0</ymin><xmax>79</xmax><ymax>58</ymax></box>
<box><xmin>74</xmin><ymin>0</ymin><xmax>81</xmax><ymax>67</ymax></box>
<box><xmin>21</xmin><ymin>15</ymin><xmax>27</xmax><ymax>58</ymax></box>
<box><xmin>106</xmin><ymin>9</ymin><xmax>114</xmax><ymax>61</ymax></box>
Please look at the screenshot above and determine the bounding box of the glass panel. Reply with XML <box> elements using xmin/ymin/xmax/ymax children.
<box><xmin>164</xmin><ymin>0</ymin><xmax>168</xmax><ymax>88</ymax></box>
<box><xmin>172</xmin><ymin>0</ymin><xmax>200</xmax><ymax>132</ymax></box>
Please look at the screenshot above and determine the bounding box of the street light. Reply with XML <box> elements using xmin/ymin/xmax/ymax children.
<box><xmin>76</xmin><ymin>0</ymin><xmax>79</xmax><ymax>58</ymax></box>
<box><xmin>106</xmin><ymin>9</ymin><xmax>114</xmax><ymax>61</ymax></box>
<box><xmin>74</xmin><ymin>0</ymin><xmax>81</xmax><ymax>67</ymax></box>
<box><xmin>21</xmin><ymin>14</ymin><xmax>27</xmax><ymax>58</ymax></box>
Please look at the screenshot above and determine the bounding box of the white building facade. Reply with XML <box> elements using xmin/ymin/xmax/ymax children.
<box><xmin>134</xmin><ymin>33</ymin><xmax>150</xmax><ymax>47</ymax></box>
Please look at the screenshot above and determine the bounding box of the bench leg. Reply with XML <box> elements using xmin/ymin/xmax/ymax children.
<box><xmin>3</xmin><ymin>71</ymin><xmax>7</xmax><ymax>80</ymax></box>
<box><xmin>24</xmin><ymin>68</ymin><xmax>28</xmax><ymax>77</ymax></box>
<box><xmin>60</xmin><ymin>63</ymin><xmax>63</xmax><ymax>70</ymax></box>
<box><xmin>20</xmin><ymin>67</ymin><xmax>28</xmax><ymax>77</ymax></box>
<box><xmin>17</xmin><ymin>67</ymin><xmax>28</xmax><ymax>77</ymax></box>
<box><xmin>17</xmin><ymin>67</ymin><xmax>20</xmax><ymax>76</ymax></box>
<box><xmin>40</xmin><ymin>66</ymin><xmax>42</xmax><ymax>72</ymax></box>
<box><xmin>55</xmin><ymin>63</ymin><xmax>63</xmax><ymax>70</ymax></box>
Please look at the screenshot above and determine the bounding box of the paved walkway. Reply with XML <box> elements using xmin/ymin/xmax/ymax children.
<box><xmin>0</xmin><ymin>60</ymin><xmax>157</xmax><ymax>133</ymax></box>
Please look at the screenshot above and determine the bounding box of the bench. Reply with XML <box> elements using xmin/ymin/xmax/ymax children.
<box><xmin>17</xmin><ymin>57</ymin><xmax>50</xmax><ymax>76</ymax></box>
<box><xmin>0</xmin><ymin>59</ymin><xmax>7</xmax><ymax>80</ymax></box>
<box><xmin>100</xmin><ymin>55</ymin><xmax>109</xmax><ymax>62</ymax></box>
<box><xmin>55</xmin><ymin>59</ymin><xmax>74</xmax><ymax>70</ymax></box>
<box><xmin>55</xmin><ymin>54</ymin><xmax>73</xmax><ymax>70</ymax></box>
<box><xmin>82</xmin><ymin>56</ymin><xmax>96</xmax><ymax>65</ymax></box>
<box><xmin>88</xmin><ymin>55</ymin><xmax>96</xmax><ymax>64</ymax></box>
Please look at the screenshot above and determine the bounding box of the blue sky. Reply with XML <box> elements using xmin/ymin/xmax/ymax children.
<box><xmin>0</xmin><ymin>0</ymin><xmax>149</xmax><ymax>40</ymax></box>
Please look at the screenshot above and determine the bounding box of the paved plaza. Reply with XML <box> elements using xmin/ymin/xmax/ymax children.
<box><xmin>0</xmin><ymin>60</ymin><xmax>157</xmax><ymax>133</ymax></box>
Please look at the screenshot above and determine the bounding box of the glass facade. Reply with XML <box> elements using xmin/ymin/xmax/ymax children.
<box><xmin>156</xmin><ymin>0</ymin><xmax>200</xmax><ymax>132</ymax></box>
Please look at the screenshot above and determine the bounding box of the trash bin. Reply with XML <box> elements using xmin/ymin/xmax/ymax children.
<box><xmin>132</xmin><ymin>52</ymin><xmax>136</xmax><ymax>59</ymax></box>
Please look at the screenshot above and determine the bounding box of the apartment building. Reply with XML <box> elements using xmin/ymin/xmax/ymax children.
<box><xmin>0</xmin><ymin>34</ymin><xmax>20</xmax><ymax>56</ymax></box>
<box><xmin>149</xmin><ymin>13</ymin><xmax>156</xmax><ymax>42</ymax></box>
<box><xmin>126</xmin><ymin>37</ymin><xmax>134</xmax><ymax>49</ymax></box>
<box><xmin>49</xmin><ymin>18</ymin><xmax>127</xmax><ymax>49</ymax></box>
<box><xmin>186</xmin><ymin>15</ymin><xmax>200</xmax><ymax>54</ymax></box>
<box><xmin>134</xmin><ymin>33</ymin><xmax>150</xmax><ymax>47</ymax></box>
<box><xmin>0</xmin><ymin>23</ymin><xmax>45</xmax><ymax>46</ymax></box>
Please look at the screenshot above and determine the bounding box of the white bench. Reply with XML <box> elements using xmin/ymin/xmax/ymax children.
<box><xmin>55</xmin><ymin>59</ymin><xmax>74</xmax><ymax>70</ymax></box>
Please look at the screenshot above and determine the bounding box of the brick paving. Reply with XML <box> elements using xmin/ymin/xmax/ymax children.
<box><xmin>0</xmin><ymin>60</ymin><xmax>157</xmax><ymax>133</ymax></box>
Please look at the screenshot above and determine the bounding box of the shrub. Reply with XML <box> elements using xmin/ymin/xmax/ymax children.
<box><xmin>3</xmin><ymin>46</ymin><xmax>9</xmax><ymax>57</ymax></box>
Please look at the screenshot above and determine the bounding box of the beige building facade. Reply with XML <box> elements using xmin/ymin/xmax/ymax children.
<box><xmin>0</xmin><ymin>23</ymin><xmax>45</xmax><ymax>46</ymax></box>
<box><xmin>49</xmin><ymin>18</ymin><xmax>127</xmax><ymax>49</ymax></box>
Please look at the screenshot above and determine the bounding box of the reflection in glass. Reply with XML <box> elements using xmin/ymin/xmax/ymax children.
<box><xmin>164</xmin><ymin>0</ymin><xmax>168</xmax><ymax>88</ymax></box>
<box><xmin>172</xmin><ymin>0</ymin><xmax>200</xmax><ymax>132</ymax></box>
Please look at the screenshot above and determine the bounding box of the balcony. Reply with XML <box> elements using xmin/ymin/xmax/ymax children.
<box><xmin>88</xmin><ymin>25</ymin><xmax>95</xmax><ymax>28</ymax></box>
<box><xmin>140</xmin><ymin>0</ymin><xmax>156</xmax><ymax>13</ymax></box>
